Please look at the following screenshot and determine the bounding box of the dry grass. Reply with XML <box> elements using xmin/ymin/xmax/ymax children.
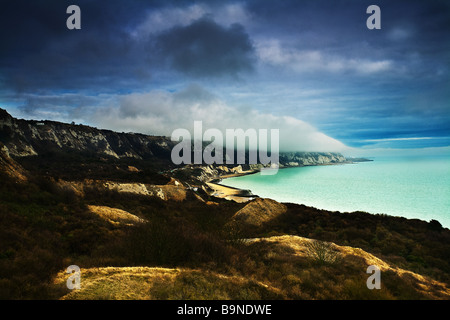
<box><xmin>53</xmin><ymin>267</ymin><xmax>284</xmax><ymax>300</ymax></box>
<box><xmin>52</xmin><ymin>235</ymin><xmax>450</xmax><ymax>300</ymax></box>
<box><xmin>244</xmin><ymin>235</ymin><xmax>450</xmax><ymax>299</ymax></box>
<box><xmin>230</xmin><ymin>198</ymin><xmax>287</xmax><ymax>227</ymax></box>
<box><xmin>54</xmin><ymin>267</ymin><xmax>180</xmax><ymax>300</ymax></box>
<box><xmin>87</xmin><ymin>205</ymin><xmax>146</xmax><ymax>226</ymax></box>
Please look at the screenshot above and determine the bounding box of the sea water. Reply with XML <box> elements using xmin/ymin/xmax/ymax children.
<box><xmin>221</xmin><ymin>155</ymin><xmax>450</xmax><ymax>228</ymax></box>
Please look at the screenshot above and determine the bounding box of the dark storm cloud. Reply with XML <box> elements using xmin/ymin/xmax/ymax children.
<box><xmin>0</xmin><ymin>0</ymin><xmax>154</xmax><ymax>93</ymax></box>
<box><xmin>155</xmin><ymin>17</ymin><xmax>256</xmax><ymax>78</ymax></box>
<box><xmin>1</xmin><ymin>0</ymin><xmax>256</xmax><ymax>93</ymax></box>
<box><xmin>246</xmin><ymin>0</ymin><xmax>450</xmax><ymax>70</ymax></box>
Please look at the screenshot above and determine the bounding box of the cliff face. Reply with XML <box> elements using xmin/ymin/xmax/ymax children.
<box><xmin>279</xmin><ymin>152</ymin><xmax>347</xmax><ymax>166</ymax></box>
<box><xmin>0</xmin><ymin>108</ymin><xmax>175</xmax><ymax>160</ymax></box>
<box><xmin>0</xmin><ymin>142</ymin><xmax>28</xmax><ymax>181</ymax></box>
<box><xmin>0</xmin><ymin>108</ymin><xmax>349</xmax><ymax>170</ymax></box>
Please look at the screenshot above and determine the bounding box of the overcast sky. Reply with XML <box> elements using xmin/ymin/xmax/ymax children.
<box><xmin>1</xmin><ymin>0</ymin><xmax>449</xmax><ymax>155</ymax></box>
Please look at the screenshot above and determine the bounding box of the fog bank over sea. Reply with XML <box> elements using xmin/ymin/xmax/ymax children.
<box><xmin>222</xmin><ymin>154</ymin><xmax>450</xmax><ymax>228</ymax></box>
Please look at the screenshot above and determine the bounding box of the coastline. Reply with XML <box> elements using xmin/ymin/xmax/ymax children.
<box><xmin>207</xmin><ymin>159</ymin><xmax>449</xmax><ymax>229</ymax></box>
<box><xmin>206</xmin><ymin>160</ymin><xmax>366</xmax><ymax>203</ymax></box>
<box><xmin>206</xmin><ymin>170</ymin><xmax>258</xmax><ymax>203</ymax></box>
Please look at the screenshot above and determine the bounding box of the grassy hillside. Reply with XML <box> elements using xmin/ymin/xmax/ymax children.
<box><xmin>1</xmin><ymin>167</ymin><xmax>449</xmax><ymax>300</ymax></box>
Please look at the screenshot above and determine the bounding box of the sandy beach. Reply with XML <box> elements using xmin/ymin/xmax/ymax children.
<box><xmin>206</xmin><ymin>171</ymin><xmax>257</xmax><ymax>203</ymax></box>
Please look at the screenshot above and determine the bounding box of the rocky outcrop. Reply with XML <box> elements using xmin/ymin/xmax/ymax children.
<box><xmin>57</xmin><ymin>179</ymin><xmax>189</xmax><ymax>202</ymax></box>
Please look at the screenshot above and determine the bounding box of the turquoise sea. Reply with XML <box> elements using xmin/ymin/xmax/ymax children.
<box><xmin>221</xmin><ymin>155</ymin><xmax>450</xmax><ymax>228</ymax></box>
